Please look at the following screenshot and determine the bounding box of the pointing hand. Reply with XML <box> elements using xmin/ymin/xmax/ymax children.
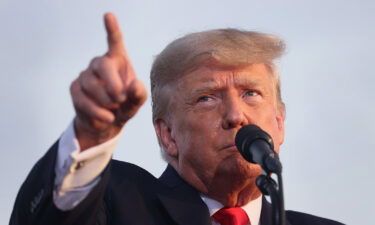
<box><xmin>70</xmin><ymin>13</ymin><xmax>147</xmax><ymax>150</ymax></box>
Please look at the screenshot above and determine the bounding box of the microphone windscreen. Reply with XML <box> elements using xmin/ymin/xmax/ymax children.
<box><xmin>235</xmin><ymin>125</ymin><xmax>274</xmax><ymax>161</ymax></box>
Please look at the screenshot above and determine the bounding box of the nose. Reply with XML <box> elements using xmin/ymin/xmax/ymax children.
<box><xmin>222</xmin><ymin>96</ymin><xmax>247</xmax><ymax>129</ymax></box>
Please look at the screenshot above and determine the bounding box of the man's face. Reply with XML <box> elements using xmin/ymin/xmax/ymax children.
<box><xmin>158</xmin><ymin>63</ymin><xmax>285</xmax><ymax>202</ymax></box>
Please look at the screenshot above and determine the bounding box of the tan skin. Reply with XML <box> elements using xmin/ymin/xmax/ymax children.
<box><xmin>72</xmin><ymin>13</ymin><xmax>284</xmax><ymax>207</ymax></box>
<box><xmin>154</xmin><ymin>65</ymin><xmax>285</xmax><ymax>207</ymax></box>
<box><xmin>70</xmin><ymin>13</ymin><xmax>147</xmax><ymax>150</ymax></box>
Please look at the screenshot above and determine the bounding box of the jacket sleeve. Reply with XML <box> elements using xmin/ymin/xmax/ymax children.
<box><xmin>9</xmin><ymin>140</ymin><xmax>111</xmax><ymax>225</ymax></box>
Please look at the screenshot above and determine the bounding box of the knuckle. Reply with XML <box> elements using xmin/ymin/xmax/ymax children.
<box><xmin>85</xmin><ymin>77</ymin><xmax>98</xmax><ymax>91</ymax></box>
<box><xmin>78</xmin><ymin>98</ymin><xmax>93</xmax><ymax>114</ymax></box>
<box><xmin>78</xmin><ymin>70</ymin><xmax>89</xmax><ymax>83</ymax></box>
<box><xmin>78</xmin><ymin>71</ymin><xmax>98</xmax><ymax>93</ymax></box>
<box><xmin>89</xmin><ymin>56</ymin><xmax>101</xmax><ymax>67</ymax></box>
<box><xmin>84</xmin><ymin>102</ymin><xmax>94</xmax><ymax>114</ymax></box>
<box><xmin>96</xmin><ymin>58</ymin><xmax>106</xmax><ymax>69</ymax></box>
<box><xmin>95</xmin><ymin>57</ymin><xmax>111</xmax><ymax>70</ymax></box>
<box><xmin>70</xmin><ymin>79</ymin><xmax>79</xmax><ymax>95</ymax></box>
<box><xmin>90</xmin><ymin>57</ymin><xmax>106</xmax><ymax>72</ymax></box>
<box><xmin>94</xmin><ymin>92</ymin><xmax>109</xmax><ymax>107</ymax></box>
<box><xmin>73</xmin><ymin>94</ymin><xmax>82</xmax><ymax>110</ymax></box>
<box><xmin>107</xmin><ymin>82</ymin><xmax>121</xmax><ymax>96</ymax></box>
<box><xmin>71</xmin><ymin>83</ymin><xmax>89</xmax><ymax>112</ymax></box>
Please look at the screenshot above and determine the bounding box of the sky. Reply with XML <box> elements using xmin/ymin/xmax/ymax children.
<box><xmin>1</xmin><ymin>0</ymin><xmax>374</xmax><ymax>224</ymax></box>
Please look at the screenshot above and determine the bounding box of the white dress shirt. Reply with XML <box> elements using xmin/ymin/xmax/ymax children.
<box><xmin>54</xmin><ymin>121</ymin><xmax>262</xmax><ymax>225</ymax></box>
<box><xmin>201</xmin><ymin>194</ymin><xmax>262</xmax><ymax>225</ymax></box>
<box><xmin>53</xmin><ymin>121</ymin><xmax>120</xmax><ymax>210</ymax></box>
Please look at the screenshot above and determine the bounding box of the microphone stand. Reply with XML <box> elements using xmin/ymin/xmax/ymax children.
<box><xmin>256</xmin><ymin>171</ymin><xmax>286</xmax><ymax>225</ymax></box>
<box><xmin>234</xmin><ymin>124</ymin><xmax>286</xmax><ymax>225</ymax></box>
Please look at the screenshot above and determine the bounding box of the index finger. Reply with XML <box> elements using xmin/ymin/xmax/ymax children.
<box><xmin>104</xmin><ymin>13</ymin><xmax>127</xmax><ymax>57</ymax></box>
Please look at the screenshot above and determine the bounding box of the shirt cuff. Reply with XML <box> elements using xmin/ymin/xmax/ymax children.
<box><xmin>54</xmin><ymin>120</ymin><xmax>121</xmax><ymax>210</ymax></box>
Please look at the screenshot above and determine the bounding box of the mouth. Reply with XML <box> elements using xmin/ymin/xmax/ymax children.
<box><xmin>222</xmin><ymin>144</ymin><xmax>238</xmax><ymax>152</ymax></box>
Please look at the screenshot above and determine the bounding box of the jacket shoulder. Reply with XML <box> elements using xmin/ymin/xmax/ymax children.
<box><xmin>109</xmin><ymin>159</ymin><xmax>158</xmax><ymax>184</ymax></box>
<box><xmin>286</xmin><ymin>210</ymin><xmax>345</xmax><ymax>225</ymax></box>
<box><xmin>107</xmin><ymin>159</ymin><xmax>162</xmax><ymax>197</ymax></box>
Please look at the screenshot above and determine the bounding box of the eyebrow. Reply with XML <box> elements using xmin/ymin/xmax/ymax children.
<box><xmin>191</xmin><ymin>77</ymin><xmax>262</xmax><ymax>95</ymax></box>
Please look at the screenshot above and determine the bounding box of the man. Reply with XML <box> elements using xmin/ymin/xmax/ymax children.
<box><xmin>10</xmin><ymin>13</ymin><xmax>344</xmax><ymax>225</ymax></box>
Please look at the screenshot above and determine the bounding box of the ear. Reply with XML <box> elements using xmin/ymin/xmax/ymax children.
<box><xmin>275</xmin><ymin>108</ymin><xmax>285</xmax><ymax>148</ymax></box>
<box><xmin>153</xmin><ymin>118</ymin><xmax>178</xmax><ymax>158</ymax></box>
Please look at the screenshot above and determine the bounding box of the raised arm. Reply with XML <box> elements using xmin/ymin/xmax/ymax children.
<box><xmin>10</xmin><ymin>14</ymin><xmax>148</xmax><ymax>225</ymax></box>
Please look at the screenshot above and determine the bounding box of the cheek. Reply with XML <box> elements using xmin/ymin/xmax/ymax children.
<box><xmin>177</xmin><ymin>116</ymin><xmax>219</xmax><ymax>153</ymax></box>
<box><xmin>174</xmin><ymin>111</ymin><xmax>223</xmax><ymax>165</ymax></box>
<box><xmin>181</xmin><ymin>107</ymin><xmax>222</xmax><ymax>137</ymax></box>
<box><xmin>249</xmin><ymin>106</ymin><xmax>282</xmax><ymax>148</ymax></box>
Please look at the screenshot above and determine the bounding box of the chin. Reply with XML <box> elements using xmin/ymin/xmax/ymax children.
<box><xmin>210</xmin><ymin>155</ymin><xmax>262</xmax><ymax>207</ymax></box>
<box><xmin>220</xmin><ymin>154</ymin><xmax>262</xmax><ymax>184</ymax></box>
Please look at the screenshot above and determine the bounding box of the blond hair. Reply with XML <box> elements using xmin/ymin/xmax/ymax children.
<box><xmin>151</xmin><ymin>28</ymin><xmax>286</xmax><ymax>122</ymax></box>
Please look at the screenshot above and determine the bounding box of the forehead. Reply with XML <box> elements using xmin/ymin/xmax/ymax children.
<box><xmin>176</xmin><ymin>63</ymin><xmax>275</xmax><ymax>90</ymax></box>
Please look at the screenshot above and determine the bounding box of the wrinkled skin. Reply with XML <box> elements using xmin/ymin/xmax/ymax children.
<box><xmin>154</xmin><ymin>64</ymin><xmax>285</xmax><ymax>207</ymax></box>
<box><xmin>71</xmin><ymin>13</ymin><xmax>285</xmax><ymax>208</ymax></box>
<box><xmin>70</xmin><ymin>13</ymin><xmax>147</xmax><ymax>150</ymax></box>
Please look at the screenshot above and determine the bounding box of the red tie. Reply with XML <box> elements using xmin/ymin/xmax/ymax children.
<box><xmin>212</xmin><ymin>207</ymin><xmax>250</xmax><ymax>225</ymax></box>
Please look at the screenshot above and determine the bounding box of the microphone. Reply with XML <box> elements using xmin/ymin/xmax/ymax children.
<box><xmin>235</xmin><ymin>124</ymin><xmax>282</xmax><ymax>173</ymax></box>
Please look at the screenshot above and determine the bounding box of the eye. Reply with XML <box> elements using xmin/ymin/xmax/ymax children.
<box><xmin>244</xmin><ymin>90</ymin><xmax>259</xmax><ymax>97</ymax></box>
<box><xmin>197</xmin><ymin>96</ymin><xmax>213</xmax><ymax>102</ymax></box>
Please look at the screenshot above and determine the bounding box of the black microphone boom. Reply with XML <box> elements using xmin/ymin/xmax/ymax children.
<box><xmin>235</xmin><ymin>124</ymin><xmax>286</xmax><ymax>225</ymax></box>
<box><xmin>235</xmin><ymin>124</ymin><xmax>282</xmax><ymax>174</ymax></box>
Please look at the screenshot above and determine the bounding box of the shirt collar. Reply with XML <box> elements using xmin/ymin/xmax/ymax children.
<box><xmin>200</xmin><ymin>194</ymin><xmax>262</xmax><ymax>225</ymax></box>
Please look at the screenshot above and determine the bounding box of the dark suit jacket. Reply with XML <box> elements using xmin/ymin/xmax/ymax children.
<box><xmin>10</xmin><ymin>141</ymin><xmax>345</xmax><ymax>225</ymax></box>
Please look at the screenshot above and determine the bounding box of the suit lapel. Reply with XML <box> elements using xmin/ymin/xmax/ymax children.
<box><xmin>157</xmin><ymin>165</ymin><xmax>211</xmax><ymax>225</ymax></box>
<box><xmin>157</xmin><ymin>166</ymin><xmax>292</xmax><ymax>225</ymax></box>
